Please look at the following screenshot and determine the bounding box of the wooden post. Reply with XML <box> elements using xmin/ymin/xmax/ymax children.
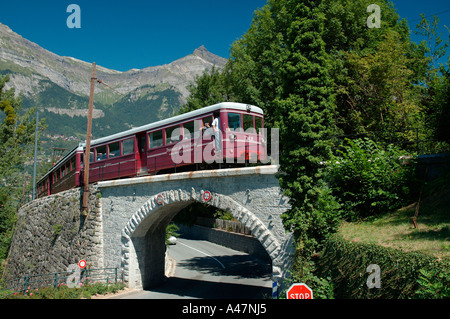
<box><xmin>82</xmin><ymin>62</ymin><xmax>97</xmax><ymax>212</ymax></box>
<box><xmin>412</xmin><ymin>167</ymin><xmax>428</xmax><ymax>229</ymax></box>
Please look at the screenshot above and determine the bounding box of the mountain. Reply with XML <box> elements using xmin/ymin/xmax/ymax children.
<box><xmin>0</xmin><ymin>22</ymin><xmax>227</xmax><ymax>145</ymax></box>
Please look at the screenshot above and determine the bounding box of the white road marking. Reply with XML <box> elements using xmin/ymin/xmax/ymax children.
<box><xmin>177</xmin><ymin>240</ymin><xmax>226</xmax><ymax>269</ymax></box>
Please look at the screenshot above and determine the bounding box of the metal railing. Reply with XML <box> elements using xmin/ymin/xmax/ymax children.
<box><xmin>0</xmin><ymin>267</ymin><xmax>123</xmax><ymax>298</ymax></box>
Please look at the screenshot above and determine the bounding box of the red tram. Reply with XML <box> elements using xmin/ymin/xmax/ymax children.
<box><xmin>36</xmin><ymin>102</ymin><xmax>267</xmax><ymax>198</ymax></box>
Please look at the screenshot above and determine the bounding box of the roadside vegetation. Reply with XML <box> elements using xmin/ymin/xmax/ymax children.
<box><xmin>2</xmin><ymin>280</ymin><xmax>126</xmax><ymax>299</ymax></box>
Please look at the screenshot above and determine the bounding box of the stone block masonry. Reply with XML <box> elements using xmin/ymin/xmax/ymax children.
<box><xmin>3</xmin><ymin>187</ymin><xmax>104</xmax><ymax>281</ymax></box>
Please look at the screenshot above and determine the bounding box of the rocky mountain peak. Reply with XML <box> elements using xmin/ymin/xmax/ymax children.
<box><xmin>193</xmin><ymin>45</ymin><xmax>227</xmax><ymax>66</ymax></box>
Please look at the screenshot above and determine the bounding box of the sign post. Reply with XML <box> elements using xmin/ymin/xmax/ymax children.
<box><xmin>272</xmin><ymin>281</ymin><xmax>278</xmax><ymax>299</ymax></box>
<box><xmin>286</xmin><ymin>283</ymin><xmax>313</xmax><ymax>299</ymax></box>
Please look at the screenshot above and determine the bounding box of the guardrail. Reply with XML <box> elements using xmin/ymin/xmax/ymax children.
<box><xmin>0</xmin><ymin>267</ymin><xmax>123</xmax><ymax>298</ymax></box>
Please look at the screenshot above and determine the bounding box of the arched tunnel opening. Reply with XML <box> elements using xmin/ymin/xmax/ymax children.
<box><xmin>127</xmin><ymin>200</ymin><xmax>274</xmax><ymax>299</ymax></box>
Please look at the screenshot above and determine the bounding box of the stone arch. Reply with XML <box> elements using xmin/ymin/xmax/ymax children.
<box><xmin>120</xmin><ymin>187</ymin><xmax>282</xmax><ymax>289</ymax></box>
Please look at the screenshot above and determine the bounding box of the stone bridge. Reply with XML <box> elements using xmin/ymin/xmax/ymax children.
<box><xmin>98</xmin><ymin>164</ymin><xmax>293</xmax><ymax>289</ymax></box>
<box><xmin>5</xmin><ymin>165</ymin><xmax>294</xmax><ymax>291</ymax></box>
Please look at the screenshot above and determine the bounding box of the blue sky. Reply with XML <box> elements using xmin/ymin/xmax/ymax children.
<box><xmin>0</xmin><ymin>0</ymin><xmax>266</xmax><ymax>71</ymax></box>
<box><xmin>0</xmin><ymin>1</ymin><xmax>449</xmax><ymax>71</ymax></box>
<box><xmin>395</xmin><ymin>0</ymin><xmax>450</xmax><ymax>64</ymax></box>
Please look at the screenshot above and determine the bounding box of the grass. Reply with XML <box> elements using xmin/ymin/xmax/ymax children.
<box><xmin>338</xmin><ymin>188</ymin><xmax>450</xmax><ymax>260</ymax></box>
<box><xmin>2</xmin><ymin>280</ymin><xmax>126</xmax><ymax>299</ymax></box>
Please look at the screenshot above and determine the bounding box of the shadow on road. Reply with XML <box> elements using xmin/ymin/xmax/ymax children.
<box><xmin>177</xmin><ymin>254</ymin><xmax>272</xmax><ymax>279</ymax></box>
<box><xmin>147</xmin><ymin>276</ymin><xmax>272</xmax><ymax>299</ymax></box>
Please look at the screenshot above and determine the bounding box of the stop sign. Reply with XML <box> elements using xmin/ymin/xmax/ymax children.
<box><xmin>286</xmin><ymin>283</ymin><xmax>313</xmax><ymax>299</ymax></box>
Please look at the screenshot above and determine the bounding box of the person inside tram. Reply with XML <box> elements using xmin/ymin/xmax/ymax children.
<box><xmin>212</xmin><ymin>113</ymin><xmax>221</xmax><ymax>154</ymax></box>
<box><xmin>199</xmin><ymin>122</ymin><xmax>211</xmax><ymax>131</ymax></box>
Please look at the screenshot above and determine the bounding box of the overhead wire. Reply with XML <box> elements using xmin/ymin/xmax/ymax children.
<box><xmin>407</xmin><ymin>8</ymin><xmax>450</xmax><ymax>23</ymax></box>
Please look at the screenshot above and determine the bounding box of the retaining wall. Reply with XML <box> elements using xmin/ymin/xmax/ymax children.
<box><xmin>3</xmin><ymin>187</ymin><xmax>103</xmax><ymax>281</ymax></box>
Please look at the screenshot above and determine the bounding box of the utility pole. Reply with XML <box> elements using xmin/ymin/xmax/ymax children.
<box><xmin>82</xmin><ymin>62</ymin><xmax>96</xmax><ymax>213</ymax></box>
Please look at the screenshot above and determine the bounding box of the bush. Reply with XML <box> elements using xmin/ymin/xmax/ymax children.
<box><xmin>416</xmin><ymin>268</ymin><xmax>450</xmax><ymax>299</ymax></box>
<box><xmin>281</xmin><ymin>252</ymin><xmax>335</xmax><ymax>299</ymax></box>
<box><xmin>316</xmin><ymin>234</ymin><xmax>450</xmax><ymax>299</ymax></box>
<box><xmin>326</xmin><ymin>138</ymin><xmax>415</xmax><ymax>221</ymax></box>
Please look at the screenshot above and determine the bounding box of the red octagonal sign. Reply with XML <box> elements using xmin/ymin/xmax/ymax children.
<box><xmin>286</xmin><ymin>283</ymin><xmax>313</xmax><ymax>299</ymax></box>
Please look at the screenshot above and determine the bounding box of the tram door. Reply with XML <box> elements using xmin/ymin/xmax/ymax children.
<box><xmin>137</xmin><ymin>133</ymin><xmax>147</xmax><ymax>174</ymax></box>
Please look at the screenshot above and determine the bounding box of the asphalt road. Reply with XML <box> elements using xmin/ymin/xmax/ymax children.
<box><xmin>116</xmin><ymin>237</ymin><xmax>272</xmax><ymax>299</ymax></box>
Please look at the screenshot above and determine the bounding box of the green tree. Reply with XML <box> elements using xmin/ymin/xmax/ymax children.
<box><xmin>267</xmin><ymin>0</ymin><xmax>341</xmax><ymax>255</ymax></box>
<box><xmin>414</xmin><ymin>14</ymin><xmax>450</xmax><ymax>148</ymax></box>
<box><xmin>336</xmin><ymin>30</ymin><xmax>423</xmax><ymax>142</ymax></box>
<box><xmin>322</xmin><ymin>0</ymin><xmax>410</xmax><ymax>53</ymax></box>
<box><xmin>0</xmin><ymin>75</ymin><xmax>41</xmax><ymax>270</ymax></box>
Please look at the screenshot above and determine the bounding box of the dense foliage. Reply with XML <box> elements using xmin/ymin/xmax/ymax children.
<box><xmin>326</xmin><ymin>138</ymin><xmax>416</xmax><ymax>220</ymax></box>
<box><xmin>0</xmin><ymin>75</ymin><xmax>44</xmax><ymax>272</ymax></box>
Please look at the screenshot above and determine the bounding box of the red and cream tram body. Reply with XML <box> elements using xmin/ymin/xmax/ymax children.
<box><xmin>36</xmin><ymin>102</ymin><xmax>267</xmax><ymax>198</ymax></box>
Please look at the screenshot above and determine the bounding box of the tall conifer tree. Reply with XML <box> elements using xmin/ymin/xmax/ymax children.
<box><xmin>269</xmin><ymin>0</ymin><xmax>339</xmax><ymax>253</ymax></box>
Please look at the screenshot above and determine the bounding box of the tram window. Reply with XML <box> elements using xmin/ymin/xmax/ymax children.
<box><xmin>149</xmin><ymin>130</ymin><xmax>163</xmax><ymax>148</ymax></box>
<box><xmin>255</xmin><ymin>117</ymin><xmax>263</xmax><ymax>131</ymax></box>
<box><xmin>96</xmin><ymin>145</ymin><xmax>107</xmax><ymax>161</ymax></box>
<box><xmin>243</xmin><ymin>114</ymin><xmax>254</xmax><ymax>132</ymax></box>
<box><xmin>109</xmin><ymin>142</ymin><xmax>120</xmax><ymax>158</ymax></box>
<box><xmin>183</xmin><ymin>121</ymin><xmax>195</xmax><ymax>139</ymax></box>
<box><xmin>166</xmin><ymin>126</ymin><xmax>181</xmax><ymax>144</ymax></box>
<box><xmin>89</xmin><ymin>149</ymin><xmax>95</xmax><ymax>163</ymax></box>
<box><xmin>228</xmin><ymin>113</ymin><xmax>242</xmax><ymax>131</ymax></box>
<box><xmin>70</xmin><ymin>157</ymin><xmax>75</xmax><ymax>171</ymax></box>
<box><xmin>122</xmin><ymin>138</ymin><xmax>134</xmax><ymax>155</ymax></box>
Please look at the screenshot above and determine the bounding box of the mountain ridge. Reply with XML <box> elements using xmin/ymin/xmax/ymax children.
<box><xmin>0</xmin><ymin>22</ymin><xmax>226</xmax><ymax>104</ymax></box>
